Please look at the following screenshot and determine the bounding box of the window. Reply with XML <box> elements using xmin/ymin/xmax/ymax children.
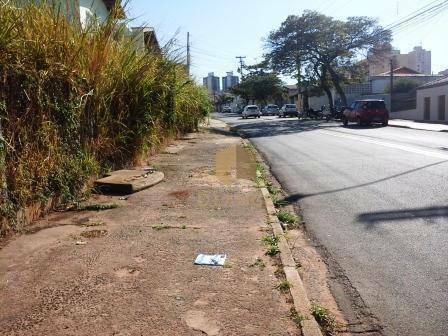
<box><xmin>438</xmin><ymin>95</ymin><xmax>446</xmax><ymax>120</ymax></box>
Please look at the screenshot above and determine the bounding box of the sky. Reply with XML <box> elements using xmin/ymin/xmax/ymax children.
<box><xmin>126</xmin><ymin>0</ymin><xmax>448</xmax><ymax>84</ymax></box>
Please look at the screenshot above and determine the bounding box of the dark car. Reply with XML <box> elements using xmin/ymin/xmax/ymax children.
<box><xmin>342</xmin><ymin>100</ymin><xmax>389</xmax><ymax>126</ymax></box>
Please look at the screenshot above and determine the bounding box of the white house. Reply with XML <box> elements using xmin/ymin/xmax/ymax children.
<box><xmin>416</xmin><ymin>77</ymin><xmax>448</xmax><ymax>121</ymax></box>
<box><xmin>78</xmin><ymin>0</ymin><xmax>117</xmax><ymax>27</ymax></box>
<box><xmin>39</xmin><ymin>0</ymin><xmax>121</xmax><ymax>27</ymax></box>
<box><xmin>392</xmin><ymin>76</ymin><xmax>448</xmax><ymax>121</ymax></box>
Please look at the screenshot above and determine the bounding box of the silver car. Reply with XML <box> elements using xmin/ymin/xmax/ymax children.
<box><xmin>263</xmin><ymin>104</ymin><xmax>279</xmax><ymax>116</ymax></box>
<box><xmin>242</xmin><ymin>105</ymin><xmax>261</xmax><ymax>119</ymax></box>
<box><xmin>279</xmin><ymin>104</ymin><xmax>298</xmax><ymax>118</ymax></box>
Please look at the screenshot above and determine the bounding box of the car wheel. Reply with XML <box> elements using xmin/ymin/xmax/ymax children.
<box><xmin>382</xmin><ymin>119</ymin><xmax>388</xmax><ymax>126</ymax></box>
<box><xmin>342</xmin><ymin>117</ymin><xmax>348</xmax><ymax>126</ymax></box>
<box><xmin>357</xmin><ymin>117</ymin><xmax>363</xmax><ymax>126</ymax></box>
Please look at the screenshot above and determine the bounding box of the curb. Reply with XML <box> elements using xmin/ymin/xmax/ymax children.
<box><xmin>240</xmin><ymin>137</ymin><xmax>324</xmax><ymax>336</ymax></box>
<box><xmin>388</xmin><ymin>123</ymin><xmax>448</xmax><ymax>132</ymax></box>
<box><xmin>209</xmin><ymin>118</ymin><xmax>324</xmax><ymax>335</ymax></box>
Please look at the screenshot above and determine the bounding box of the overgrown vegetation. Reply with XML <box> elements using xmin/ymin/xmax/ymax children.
<box><xmin>0</xmin><ymin>2</ymin><xmax>211</xmax><ymax>235</ymax></box>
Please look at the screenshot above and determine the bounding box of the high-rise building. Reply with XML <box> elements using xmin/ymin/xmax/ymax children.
<box><xmin>397</xmin><ymin>46</ymin><xmax>431</xmax><ymax>75</ymax></box>
<box><xmin>221</xmin><ymin>72</ymin><xmax>239</xmax><ymax>91</ymax></box>
<box><xmin>369</xmin><ymin>46</ymin><xmax>432</xmax><ymax>76</ymax></box>
<box><xmin>203</xmin><ymin>72</ymin><xmax>220</xmax><ymax>93</ymax></box>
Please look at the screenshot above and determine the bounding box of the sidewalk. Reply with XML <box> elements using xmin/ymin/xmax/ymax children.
<box><xmin>389</xmin><ymin>119</ymin><xmax>448</xmax><ymax>132</ymax></box>
<box><xmin>0</xmin><ymin>120</ymin><xmax>300</xmax><ymax>335</ymax></box>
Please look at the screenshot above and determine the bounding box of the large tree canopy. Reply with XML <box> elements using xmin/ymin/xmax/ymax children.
<box><xmin>264</xmin><ymin>11</ymin><xmax>392</xmax><ymax>106</ymax></box>
<box><xmin>230</xmin><ymin>72</ymin><xmax>283</xmax><ymax>105</ymax></box>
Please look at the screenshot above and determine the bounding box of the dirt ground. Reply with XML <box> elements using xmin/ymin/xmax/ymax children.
<box><xmin>0</xmin><ymin>121</ymin><xmax>300</xmax><ymax>335</ymax></box>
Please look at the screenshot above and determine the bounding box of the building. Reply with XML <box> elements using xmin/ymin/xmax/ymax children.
<box><xmin>203</xmin><ymin>72</ymin><xmax>220</xmax><ymax>94</ymax></box>
<box><xmin>417</xmin><ymin>77</ymin><xmax>448</xmax><ymax>121</ymax></box>
<box><xmin>369</xmin><ymin>46</ymin><xmax>432</xmax><ymax>76</ymax></box>
<box><xmin>370</xmin><ymin>67</ymin><xmax>441</xmax><ymax>94</ymax></box>
<box><xmin>392</xmin><ymin>76</ymin><xmax>448</xmax><ymax>121</ymax></box>
<box><xmin>36</xmin><ymin>0</ymin><xmax>122</xmax><ymax>27</ymax></box>
<box><xmin>221</xmin><ymin>72</ymin><xmax>239</xmax><ymax>92</ymax></box>
<box><xmin>130</xmin><ymin>27</ymin><xmax>161</xmax><ymax>53</ymax></box>
<box><xmin>439</xmin><ymin>69</ymin><xmax>448</xmax><ymax>76</ymax></box>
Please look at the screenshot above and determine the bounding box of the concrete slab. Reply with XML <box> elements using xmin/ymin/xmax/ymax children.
<box><xmin>94</xmin><ymin>169</ymin><xmax>164</xmax><ymax>194</ymax></box>
<box><xmin>163</xmin><ymin>145</ymin><xmax>184</xmax><ymax>154</ymax></box>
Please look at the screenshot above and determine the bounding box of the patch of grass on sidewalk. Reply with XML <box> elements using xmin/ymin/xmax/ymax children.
<box><xmin>152</xmin><ymin>224</ymin><xmax>171</xmax><ymax>231</ymax></box>
<box><xmin>276</xmin><ymin>280</ymin><xmax>292</xmax><ymax>292</ymax></box>
<box><xmin>249</xmin><ymin>257</ymin><xmax>266</xmax><ymax>269</ymax></box>
<box><xmin>277</xmin><ymin>210</ymin><xmax>298</xmax><ymax>224</ymax></box>
<box><xmin>76</xmin><ymin>203</ymin><xmax>118</xmax><ymax>211</ymax></box>
<box><xmin>262</xmin><ymin>234</ymin><xmax>281</xmax><ymax>256</ymax></box>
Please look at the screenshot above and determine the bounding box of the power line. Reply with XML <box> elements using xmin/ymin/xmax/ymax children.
<box><xmin>235</xmin><ymin>56</ymin><xmax>246</xmax><ymax>79</ymax></box>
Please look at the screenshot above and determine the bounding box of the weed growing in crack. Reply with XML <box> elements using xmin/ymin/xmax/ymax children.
<box><xmin>152</xmin><ymin>224</ymin><xmax>171</xmax><ymax>231</ymax></box>
<box><xmin>276</xmin><ymin>280</ymin><xmax>292</xmax><ymax>292</ymax></box>
<box><xmin>76</xmin><ymin>203</ymin><xmax>118</xmax><ymax>211</ymax></box>
<box><xmin>266</xmin><ymin>244</ymin><xmax>280</xmax><ymax>256</ymax></box>
<box><xmin>311</xmin><ymin>303</ymin><xmax>342</xmax><ymax>336</ymax></box>
<box><xmin>277</xmin><ymin>210</ymin><xmax>298</xmax><ymax>224</ymax></box>
<box><xmin>249</xmin><ymin>257</ymin><xmax>266</xmax><ymax>269</ymax></box>
<box><xmin>290</xmin><ymin>307</ymin><xmax>308</xmax><ymax>326</ymax></box>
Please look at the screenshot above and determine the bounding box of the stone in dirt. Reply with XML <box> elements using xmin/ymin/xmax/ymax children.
<box><xmin>184</xmin><ymin>310</ymin><xmax>220</xmax><ymax>336</ymax></box>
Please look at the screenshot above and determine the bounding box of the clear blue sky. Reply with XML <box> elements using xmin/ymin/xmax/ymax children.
<box><xmin>127</xmin><ymin>0</ymin><xmax>448</xmax><ymax>84</ymax></box>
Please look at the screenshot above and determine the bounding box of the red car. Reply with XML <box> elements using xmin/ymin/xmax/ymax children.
<box><xmin>342</xmin><ymin>99</ymin><xmax>389</xmax><ymax>126</ymax></box>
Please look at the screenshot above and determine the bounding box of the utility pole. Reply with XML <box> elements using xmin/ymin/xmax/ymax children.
<box><xmin>186</xmin><ymin>32</ymin><xmax>191</xmax><ymax>77</ymax></box>
<box><xmin>390</xmin><ymin>58</ymin><xmax>394</xmax><ymax>112</ymax></box>
<box><xmin>235</xmin><ymin>56</ymin><xmax>246</xmax><ymax>80</ymax></box>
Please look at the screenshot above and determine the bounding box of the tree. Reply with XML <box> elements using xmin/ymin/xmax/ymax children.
<box><xmin>216</xmin><ymin>93</ymin><xmax>234</xmax><ymax>106</ymax></box>
<box><xmin>230</xmin><ymin>73</ymin><xmax>283</xmax><ymax>106</ymax></box>
<box><xmin>385</xmin><ymin>78</ymin><xmax>420</xmax><ymax>94</ymax></box>
<box><xmin>264</xmin><ymin>11</ymin><xmax>392</xmax><ymax>107</ymax></box>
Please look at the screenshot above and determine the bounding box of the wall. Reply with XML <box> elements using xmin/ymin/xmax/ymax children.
<box><xmin>390</xmin><ymin>109</ymin><xmax>419</xmax><ymax>120</ymax></box>
<box><xmin>79</xmin><ymin>0</ymin><xmax>109</xmax><ymax>26</ymax></box>
<box><xmin>417</xmin><ymin>85</ymin><xmax>448</xmax><ymax>121</ymax></box>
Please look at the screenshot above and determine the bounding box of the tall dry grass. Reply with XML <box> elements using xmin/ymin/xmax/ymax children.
<box><xmin>0</xmin><ymin>1</ymin><xmax>212</xmax><ymax>234</ymax></box>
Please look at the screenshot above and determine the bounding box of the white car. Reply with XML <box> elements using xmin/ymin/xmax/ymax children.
<box><xmin>242</xmin><ymin>105</ymin><xmax>261</xmax><ymax>119</ymax></box>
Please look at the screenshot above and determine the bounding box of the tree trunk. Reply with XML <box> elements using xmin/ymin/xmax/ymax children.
<box><xmin>302</xmin><ymin>90</ymin><xmax>309</xmax><ymax>111</ymax></box>
<box><xmin>328</xmin><ymin>66</ymin><xmax>347</xmax><ymax>107</ymax></box>
<box><xmin>323</xmin><ymin>87</ymin><xmax>334</xmax><ymax>108</ymax></box>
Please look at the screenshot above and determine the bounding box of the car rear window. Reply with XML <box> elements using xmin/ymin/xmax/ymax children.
<box><xmin>356</xmin><ymin>101</ymin><xmax>385</xmax><ymax>109</ymax></box>
<box><xmin>247</xmin><ymin>106</ymin><xmax>258</xmax><ymax>110</ymax></box>
<box><xmin>286</xmin><ymin>104</ymin><xmax>296</xmax><ymax>108</ymax></box>
<box><xmin>367</xmin><ymin>101</ymin><xmax>386</xmax><ymax>109</ymax></box>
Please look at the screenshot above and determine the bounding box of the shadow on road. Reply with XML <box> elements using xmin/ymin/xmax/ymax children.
<box><xmin>357</xmin><ymin>206</ymin><xmax>448</xmax><ymax>224</ymax></box>
<box><xmin>281</xmin><ymin>160</ymin><xmax>448</xmax><ymax>203</ymax></box>
<box><xmin>232</xmin><ymin>119</ymin><xmax>339</xmax><ymax>138</ymax></box>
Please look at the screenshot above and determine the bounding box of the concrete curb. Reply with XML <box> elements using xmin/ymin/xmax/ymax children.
<box><xmin>208</xmin><ymin>119</ymin><xmax>323</xmax><ymax>335</ymax></box>
<box><xmin>388</xmin><ymin>123</ymin><xmax>448</xmax><ymax>132</ymax></box>
<box><xmin>248</xmin><ymin>141</ymin><xmax>324</xmax><ymax>336</ymax></box>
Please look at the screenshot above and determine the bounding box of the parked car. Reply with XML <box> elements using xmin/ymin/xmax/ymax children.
<box><xmin>242</xmin><ymin>105</ymin><xmax>261</xmax><ymax>119</ymax></box>
<box><xmin>279</xmin><ymin>104</ymin><xmax>298</xmax><ymax>118</ymax></box>
<box><xmin>262</xmin><ymin>104</ymin><xmax>279</xmax><ymax>116</ymax></box>
<box><xmin>222</xmin><ymin>106</ymin><xmax>232</xmax><ymax>113</ymax></box>
<box><xmin>342</xmin><ymin>100</ymin><xmax>389</xmax><ymax>126</ymax></box>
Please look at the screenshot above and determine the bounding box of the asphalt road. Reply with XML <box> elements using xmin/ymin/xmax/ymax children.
<box><xmin>218</xmin><ymin>113</ymin><xmax>448</xmax><ymax>336</ymax></box>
